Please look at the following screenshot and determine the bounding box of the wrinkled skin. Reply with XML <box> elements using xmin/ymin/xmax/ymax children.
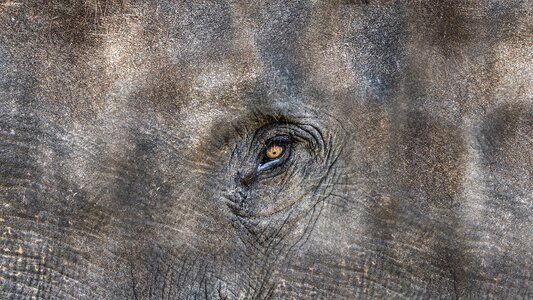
<box><xmin>1</xmin><ymin>1</ymin><xmax>532</xmax><ymax>299</ymax></box>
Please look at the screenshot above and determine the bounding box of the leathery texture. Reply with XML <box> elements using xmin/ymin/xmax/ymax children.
<box><xmin>1</xmin><ymin>1</ymin><xmax>532</xmax><ymax>299</ymax></box>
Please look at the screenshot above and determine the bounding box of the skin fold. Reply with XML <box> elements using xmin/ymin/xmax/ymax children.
<box><xmin>0</xmin><ymin>0</ymin><xmax>532</xmax><ymax>298</ymax></box>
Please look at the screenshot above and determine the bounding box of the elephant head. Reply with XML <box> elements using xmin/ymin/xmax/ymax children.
<box><xmin>1</xmin><ymin>1</ymin><xmax>532</xmax><ymax>298</ymax></box>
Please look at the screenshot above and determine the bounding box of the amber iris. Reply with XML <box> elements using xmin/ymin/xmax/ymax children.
<box><xmin>266</xmin><ymin>145</ymin><xmax>284</xmax><ymax>159</ymax></box>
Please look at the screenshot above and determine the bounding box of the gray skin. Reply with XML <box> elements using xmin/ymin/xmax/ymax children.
<box><xmin>1</xmin><ymin>1</ymin><xmax>532</xmax><ymax>299</ymax></box>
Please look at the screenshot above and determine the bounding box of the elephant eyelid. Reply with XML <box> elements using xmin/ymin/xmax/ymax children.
<box><xmin>250</xmin><ymin>121</ymin><xmax>325</xmax><ymax>174</ymax></box>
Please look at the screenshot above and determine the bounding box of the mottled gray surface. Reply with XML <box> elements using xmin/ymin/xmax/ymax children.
<box><xmin>1</xmin><ymin>1</ymin><xmax>532</xmax><ymax>299</ymax></box>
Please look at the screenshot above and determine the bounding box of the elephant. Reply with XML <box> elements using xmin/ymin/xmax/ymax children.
<box><xmin>1</xmin><ymin>0</ymin><xmax>532</xmax><ymax>298</ymax></box>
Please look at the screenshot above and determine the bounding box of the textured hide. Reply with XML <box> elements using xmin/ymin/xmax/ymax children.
<box><xmin>1</xmin><ymin>1</ymin><xmax>532</xmax><ymax>299</ymax></box>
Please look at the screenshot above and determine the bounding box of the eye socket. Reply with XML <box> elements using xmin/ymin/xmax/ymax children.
<box><xmin>258</xmin><ymin>138</ymin><xmax>292</xmax><ymax>171</ymax></box>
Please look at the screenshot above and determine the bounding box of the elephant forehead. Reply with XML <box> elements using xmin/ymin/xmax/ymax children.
<box><xmin>92</xmin><ymin>3</ymin><xmax>354</xmax><ymax>96</ymax></box>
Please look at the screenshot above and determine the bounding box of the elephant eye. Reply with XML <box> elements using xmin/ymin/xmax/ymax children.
<box><xmin>258</xmin><ymin>138</ymin><xmax>292</xmax><ymax>171</ymax></box>
<box><xmin>265</xmin><ymin>144</ymin><xmax>284</xmax><ymax>159</ymax></box>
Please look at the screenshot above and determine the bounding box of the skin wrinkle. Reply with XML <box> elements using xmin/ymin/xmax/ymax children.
<box><xmin>1</xmin><ymin>0</ymin><xmax>532</xmax><ymax>299</ymax></box>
